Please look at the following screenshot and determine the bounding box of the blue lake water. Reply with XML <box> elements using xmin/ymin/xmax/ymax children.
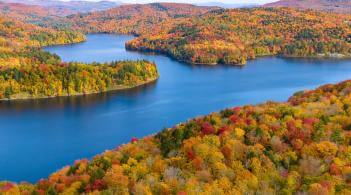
<box><xmin>1</xmin><ymin>34</ymin><xmax>351</xmax><ymax>182</ymax></box>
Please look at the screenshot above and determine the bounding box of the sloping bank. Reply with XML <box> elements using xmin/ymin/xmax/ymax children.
<box><xmin>0</xmin><ymin>60</ymin><xmax>159</xmax><ymax>100</ymax></box>
<box><xmin>2</xmin><ymin>79</ymin><xmax>351</xmax><ymax>194</ymax></box>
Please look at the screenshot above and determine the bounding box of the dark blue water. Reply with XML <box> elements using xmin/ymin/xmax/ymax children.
<box><xmin>1</xmin><ymin>34</ymin><xmax>351</xmax><ymax>183</ymax></box>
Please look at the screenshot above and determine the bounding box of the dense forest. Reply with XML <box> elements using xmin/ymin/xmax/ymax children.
<box><xmin>125</xmin><ymin>8</ymin><xmax>351</xmax><ymax>65</ymax></box>
<box><xmin>0</xmin><ymin>15</ymin><xmax>159</xmax><ymax>100</ymax></box>
<box><xmin>68</xmin><ymin>3</ymin><xmax>219</xmax><ymax>35</ymax></box>
<box><xmin>1</xmin><ymin>0</ymin><xmax>121</xmax><ymax>15</ymax></box>
<box><xmin>0</xmin><ymin>1</ymin><xmax>121</xmax><ymax>28</ymax></box>
<box><xmin>0</xmin><ymin>60</ymin><xmax>158</xmax><ymax>100</ymax></box>
<box><xmin>2</xmin><ymin>79</ymin><xmax>351</xmax><ymax>193</ymax></box>
<box><xmin>0</xmin><ymin>15</ymin><xmax>85</xmax><ymax>67</ymax></box>
<box><xmin>5</xmin><ymin>2</ymin><xmax>351</xmax><ymax>66</ymax></box>
<box><xmin>2</xmin><ymin>2</ymin><xmax>351</xmax><ymax>193</ymax></box>
<box><xmin>0</xmin><ymin>14</ymin><xmax>85</xmax><ymax>51</ymax></box>
<box><xmin>2</xmin><ymin>1</ymin><xmax>351</xmax><ymax>65</ymax></box>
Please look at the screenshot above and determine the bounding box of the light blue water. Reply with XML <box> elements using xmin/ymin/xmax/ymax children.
<box><xmin>1</xmin><ymin>34</ymin><xmax>351</xmax><ymax>182</ymax></box>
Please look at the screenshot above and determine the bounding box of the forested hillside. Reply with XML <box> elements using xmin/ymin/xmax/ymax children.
<box><xmin>2</xmin><ymin>79</ymin><xmax>351</xmax><ymax>193</ymax></box>
<box><xmin>0</xmin><ymin>1</ymin><xmax>77</xmax><ymax>29</ymax></box>
<box><xmin>2</xmin><ymin>3</ymin><xmax>351</xmax><ymax>193</ymax></box>
<box><xmin>2</xmin><ymin>2</ymin><xmax>351</xmax><ymax>66</ymax></box>
<box><xmin>264</xmin><ymin>0</ymin><xmax>351</xmax><ymax>14</ymax></box>
<box><xmin>0</xmin><ymin>15</ymin><xmax>85</xmax><ymax>67</ymax></box>
<box><xmin>69</xmin><ymin>3</ymin><xmax>220</xmax><ymax>34</ymax></box>
<box><xmin>0</xmin><ymin>15</ymin><xmax>158</xmax><ymax>100</ymax></box>
<box><xmin>126</xmin><ymin>8</ymin><xmax>351</xmax><ymax>65</ymax></box>
<box><xmin>9</xmin><ymin>2</ymin><xmax>350</xmax><ymax>66</ymax></box>
<box><xmin>0</xmin><ymin>2</ymin><xmax>61</xmax><ymax>19</ymax></box>
<box><xmin>1</xmin><ymin>0</ymin><xmax>121</xmax><ymax>15</ymax></box>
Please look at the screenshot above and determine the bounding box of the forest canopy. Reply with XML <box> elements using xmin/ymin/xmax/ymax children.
<box><xmin>0</xmin><ymin>60</ymin><xmax>158</xmax><ymax>100</ymax></box>
<box><xmin>1</xmin><ymin>3</ymin><xmax>351</xmax><ymax>193</ymax></box>
<box><xmin>124</xmin><ymin>8</ymin><xmax>351</xmax><ymax>65</ymax></box>
<box><xmin>0</xmin><ymin>15</ymin><xmax>159</xmax><ymax>100</ymax></box>
<box><xmin>4</xmin><ymin>2</ymin><xmax>351</xmax><ymax>66</ymax></box>
<box><xmin>3</xmin><ymin>79</ymin><xmax>351</xmax><ymax>194</ymax></box>
<box><xmin>68</xmin><ymin>3</ymin><xmax>219</xmax><ymax>35</ymax></box>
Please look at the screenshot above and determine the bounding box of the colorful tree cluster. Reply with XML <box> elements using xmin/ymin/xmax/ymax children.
<box><xmin>3</xmin><ymin>79</ymin><xmax>351</xmax><ymax>193</ymax></box>
<box><xmin>0</xmin><ymin>15</ymin><xmax>159</xmax><ymax>100</ymax></box>
<box><xmin>0</xmin><ymin>15</ymin><xmax>85</xmax><ymax>68</ymax></box>
<box><xmin>0</xmin><ymin>60</ymin><xmax>158</xmax><ymax>100</ymax></box>
<box><xmin>68</xmin><ymin>3</ymin><xmax>219</xmax><ymax>35</ymax></box>
<box><xmin>125</xmin><ymin>8</ymin><xmax>351</xmax><ymax>65</ymax></box>
<box><xmin>3</xmin><ymin>3</ymin><xmax>351</xmax><ymax>67</ymax></box>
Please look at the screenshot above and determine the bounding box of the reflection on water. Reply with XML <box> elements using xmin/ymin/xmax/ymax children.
<box><xmin>1</xmin><ymin>34</ymin><xmax>351</xmax><ymax>183</ymax></box>
<box><xmin>0</xmin><ymin>81</ymin><xmax>158</xmax><ymax>112</ymax></box>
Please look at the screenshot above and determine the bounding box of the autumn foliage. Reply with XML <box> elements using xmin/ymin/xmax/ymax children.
<box><xmin>0</xmin><ymin>15</ymin><xmax>158</xmax><ymax>100</ymax></box>
<box><xmin>1</xmin><ymin>80</ymin><xmax>351</xmax><ymax>193</ymax></box>
<box><xmin>1</xmin><ymin>2</ymin><xmax>351</xmax><ymax>194</ymax></box>
<box><xmin>69</xmin><ymin>3</ymin><xmax>219</xmax><ymax>35</ymax></box>
<box><xmin>125</xmin><ymin>8</ymin><xmax>351</xmax><ymax>65</ymax></box>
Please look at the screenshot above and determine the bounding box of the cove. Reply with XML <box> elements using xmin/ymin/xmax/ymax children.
<box><xmin>1</xmin><ymin>34</ymin><xmax>351</xmax><ymax>183</ymax></box>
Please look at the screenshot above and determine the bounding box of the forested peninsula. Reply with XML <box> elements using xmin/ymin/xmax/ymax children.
<box><xmin>0</xmin><ymin>15</ymin><xmax>159</xmax><ymax>100</ymax></box>
<box><xmin>125</xmin><ymin>8</ymin><xmax>351</xmax><ymax>65</ymax></box>
<box><xmin>52</xmin><ymin>4</ymin><xmax>351</xmax><ymax>65</ymax></box>
<box><xmin>4</xmin><ymin>3</ymin><xmax>350</xmax><ymax>67</ymax></box>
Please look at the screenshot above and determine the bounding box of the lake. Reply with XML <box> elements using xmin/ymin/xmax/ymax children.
<box><xmin>1</xmin><ymin>34</ymin><xmax>351</xmax><ymax>182</ymax></box>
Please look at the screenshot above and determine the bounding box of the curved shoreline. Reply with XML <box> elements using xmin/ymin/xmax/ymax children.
<box><xmin>3</xmin><ymin>79</ymin><xmax>351</xmax><ymax>193</ymax></box>
<box><xmin>0</xmin><ymin>77</ymin><xmax>159</xmax><ymax>101</ymax></box>
<box><xmin>0</xmin><ymin>34</ymin><xmax>159</xmax><ymax>102</ymax></box>
<box><xmin>125</xmin><ymin>45</ymin><xmax>351</xmax><ymax>66</ymax></box>
<box><xmin>3</xmin><ymin>34</ymin><xmax>351</xmax><ymax>184</ymax></box>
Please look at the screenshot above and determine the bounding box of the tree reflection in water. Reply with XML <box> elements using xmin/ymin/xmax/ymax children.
<box><xmin>0</xmin><ymin>80</ymin><xmax>158</xmax><ymax>113</ymax></box>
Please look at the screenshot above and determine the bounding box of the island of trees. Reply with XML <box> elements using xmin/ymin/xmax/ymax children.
<box><xmin>2</xmin><ymin>79</ymin><xmax>351</xmax><ymax>194</ymax></box>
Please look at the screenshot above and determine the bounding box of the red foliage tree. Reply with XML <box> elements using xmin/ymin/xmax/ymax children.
<box><xmin>131</xmin><ymin>137</ymin><xmax>139</xmax><ymax>143</ymax></box>
<box><xmin>187</xmin><ymin>149</ymin><xmax>196</xmax><ymax>160</ymax></box>
<box><xmin>218</xmin><ymin>126</ymin><xmax>228</xmax><ymax>135</ymax></box>
<box><xmin>201</xmin><ymin>122</ymin><xmax>215</xmax><ymax>135</ymax></box>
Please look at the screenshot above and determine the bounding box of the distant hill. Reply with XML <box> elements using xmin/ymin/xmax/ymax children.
<box><xmin>264</xmin><ymin>0</ymin><xmax>351</xmax><ymax>13</ymax></box>
<box><xmin>0</xmin><ymin>1</ymin><xmax>61</xmax><ymax>17</ymax></box>
<box><xmin>0</xmin><ymin>0</ymin><xmax>121</xmax><ymax>15</ymax></box>
<box><xmin>69</xmin><ymin>3</ymin><xmax>220</xmax><ymax>34</ymax></box>
<box><xmin>0</xmin><ymin>1</ymin><xmax>75</xmax><ymax>28</ymax></box>
<box><xmin>0</xmin><ymin>2</ymin><xmax>66</xmax><ymax>24</ymax></box>
<box><xmin>196</xmin><ymin>2</ymin><xmax>259</xmax><ymax>8</ymax></box>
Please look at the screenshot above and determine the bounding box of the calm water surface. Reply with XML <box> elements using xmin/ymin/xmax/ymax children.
<box><xmin>1</xmin><ymin>34</ymin><xmax>351</xmax><ymax>182</ymax></box>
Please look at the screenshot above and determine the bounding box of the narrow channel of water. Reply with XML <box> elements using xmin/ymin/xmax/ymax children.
<box><xmin>1</xmin><ymin>34</ymin><xmax>351</xmax><ymax>182</ymax></box>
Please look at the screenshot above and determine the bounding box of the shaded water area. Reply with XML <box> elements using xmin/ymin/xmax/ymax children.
<box><xmin>1</xmin><ymin>34</ymin><xmax>351</xmax><ymax>182</ymax></box>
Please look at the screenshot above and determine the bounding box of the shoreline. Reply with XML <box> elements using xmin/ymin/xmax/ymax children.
<box><xmin>125</xmin><ymin>44</ymin><xmax>351</xmax><ymax>66</ymax></box>
<box><xmin>0</xmin><ymin>77</ymin><xmax>159</xmax><ymax>102</ymax></box>
<box><xmin>0</xmin><ymin>33</ymin><xmax>158</xmax><ymax>102</ymax></box>
<box><xmin>126</xmin><ymin>46</ymin><xmax>351</xmax><ymax>68</ymax></box>
<box><xmin>40</xmin><ymin>35</ymin><xmax>87</xmax><ymax>48</ymax></box>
